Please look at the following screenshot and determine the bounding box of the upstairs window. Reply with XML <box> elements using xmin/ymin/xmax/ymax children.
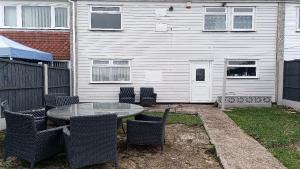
<box><xmin>90</xmin><ymin>6</ymin><xmax>122</xmax><ymax>30</ymax></box>
<box><xmin>227</xmin><ymin>60</ymin><xmax>258</xmax><ymax>78</ymax></box>
<box><xmin>55</xmin><ymin>7</ymin><xmax>68</xmax><ymax>28</ymax></box>
<box><xmin>1</xmin><ymin>5</ymin><xmax>68</xmax><ymax>29</ymax></box>
<box><xmin>204</xmin><ymin>7</ymin><xmax>227</xmax><ymax>31</ymax></box>
<box><xmin>232</xmin><ymin>7</ymin><xmax>255</xmax><ymax>31</ymax></box>
<box><xmin>4</xmin><ymin>6</ymin><xmax>17</xmax><ymax>27</ymax></box>
<box><xmin>91</xmin><ymin>59</ymin><xmax>131</xmax><ymax>83</ymax></box>
<box><xmin>22</xmin><ymin>6</ymin><xmax>51</xmax><ymax>28</ymax></box>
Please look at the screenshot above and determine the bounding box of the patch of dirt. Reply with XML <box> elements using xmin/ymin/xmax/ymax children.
<box><xmin>0</xmin><ymin>124</ymin><xmax>222</xmax><ymax>169</ymax></box>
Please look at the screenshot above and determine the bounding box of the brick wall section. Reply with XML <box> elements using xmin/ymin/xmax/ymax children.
<box><xmin>0</xmin><ymin>31</ymin><xmax>70</xmax><ymax>60</ymax></box>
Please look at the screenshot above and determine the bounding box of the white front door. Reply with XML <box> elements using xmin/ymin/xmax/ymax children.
<box><xmin>190</xmin><ymin>61</ymin><xmax>212</xmax><ymax>102</ymax></box>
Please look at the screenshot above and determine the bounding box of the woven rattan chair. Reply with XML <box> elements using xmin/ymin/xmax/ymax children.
<box><xmin>126</xmin><ymin>107</ymin><xmax>170</xmax><ymax>151</ymax></box>
<box><xmin>1</xmin><ymin>100</ymin><xmax>47</xmax><ymax>131</ymax></box>
<box><xmin>63</xmin><ymin>114</ymin><xmax>118</xmax><ymax>169</ymax></box>
<box><xmin>140</xmin><ymin>87</ymin><xmax>157</xmax><ymax>106</ymax></box>
<box><xmin>119</xmin><ymin>87</ymin><xmax>135</xmax><ymax>103</ymax></box>
<box><xmin>3</xmin><ymin>111</ymin><xmax>65</xmax><ymax>169</ymax></box>
<box><xmin>44</xmin><ymin>93</ymin><xmax>67</xmax><ymax>112</ymax></box>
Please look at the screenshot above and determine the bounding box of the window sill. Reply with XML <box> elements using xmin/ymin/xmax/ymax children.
<box><xmin>0</xmin><ymin>27</ymin><xmax>70</xmax><ymax>31</ymax></box>
<box><xmin>90</xmin><ymin>81</ymin><xmax>132</xmax><ymax>84</ymax></box>
<box><xmin>89</xmin><ymin>28</ymin><xmax>123</xmax><ymax>31</ymax></box>
<box><xmin>226</xmin><ymin>77</ymin><xmax>259</xmax><ymax>79</ymax></box>
<box><xmin>202</xmin><ymin>30</ymin><xmax>228</xmax><ymax>32</ymax></box>
<box><xmin>231</xmin><ymin>30</ymin><xmax>256</xmax><ymax>32</ymax></box>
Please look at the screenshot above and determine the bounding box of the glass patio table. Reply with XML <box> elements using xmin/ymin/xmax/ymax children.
<box><xmin>47</xmin><ymin>102</ymin><xmax>144</xmax><ymax>120</ymax></box>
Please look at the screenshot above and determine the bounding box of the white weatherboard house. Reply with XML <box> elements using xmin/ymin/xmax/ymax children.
<box><xmin>73</xmin><ymin>0</ymin><xmax>281</xmax><ymax>105</ymax></box>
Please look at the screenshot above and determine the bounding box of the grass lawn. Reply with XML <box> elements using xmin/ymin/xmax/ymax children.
<box><xmin>0</xmin><ymin>112</ymin><xmax>202</xmax><ymax>169</ymax></box>
<box><xmin>226</xmin><ymin>107</ymin><xmax>300</xmax><ymax>169</ymax></box>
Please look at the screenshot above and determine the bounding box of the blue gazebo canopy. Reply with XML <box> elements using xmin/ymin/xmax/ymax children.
<box><xmin>0</xmin><ymin>35</ymin><xmax>53</xmax><ymax>62</ymax></box>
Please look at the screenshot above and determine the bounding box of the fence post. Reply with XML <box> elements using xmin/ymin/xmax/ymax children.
<box><xmin>44</xmin><ymin>64</ymin><xmax>48</xmax><ymax>95</ymax></box>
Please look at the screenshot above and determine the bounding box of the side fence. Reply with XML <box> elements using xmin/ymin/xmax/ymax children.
<box><xmin>283</xmin><ymin>60</ymin><xmax>300</xmax><ymax>107</ymax></box>
<box><xmin>0</xmin><ymin>58</ymin><xmax>70</xmax><ymax>112</ymax></box>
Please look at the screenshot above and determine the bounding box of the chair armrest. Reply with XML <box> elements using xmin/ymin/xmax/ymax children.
<box><xmin>63</xmin><ymin>126</ymin><xmax>70</xmax><ymax>137</ymax></box>
<box><xmin>135</xmin><ymin>114</ymin><xmax>162</xmax><ymax>121</ymax></box>
<box><xmin>37</xmin><ymin>126</ymin><xmax>65</xmax><ymax>144</ymax></box>
<box><xmin>19</xmin><ymin>109</ymin><xmax>46</xmax><ymax>118</ymax></box>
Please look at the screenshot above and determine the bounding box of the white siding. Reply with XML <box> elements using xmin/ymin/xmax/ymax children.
<box><xmin>76</xmin><ymin>1</ymin><xmax>277</xmax><ymax>103</ymax></box>
<box><xmin>284</xmin><ymin>3</ymin><xmax>300</xmax><ymax>61</ymax></box>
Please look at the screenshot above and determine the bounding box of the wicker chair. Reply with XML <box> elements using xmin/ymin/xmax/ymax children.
<box><xmin>140</xmin><ymin>87</ymin><xmax>157</xmax><ymax>106</ymax></box>
<box><xmin>1</xmin><ymin>100</ymin><xmax>47</xmax><ymax>131</ymax></box>
<box><xmin>126</xmin><ymin>107</ymin><xmax>170</xmax><ymax>151</ymax></box>
<box><xmin>44</xmin><ymin>93</ymin><xmax>66</xmax><ymax>112</ymax></box>
<box><xmin>119</xmin><ymin>87</ymin><xmax>135</xmax><ymax>103</ymax></box>
<box><xmin>63</xmin><ymin>114</ymin><xmax>118</xmax><ymax>169</ymax></box>
<box><xmin>3</xmin><ymin>111</ymin><xmax>65</xmax><ymax>169</ymax></box>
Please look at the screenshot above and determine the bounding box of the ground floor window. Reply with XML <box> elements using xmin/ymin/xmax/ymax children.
<box><xmin>91</xmin><ymin>59</ymin><xmax>131</xmax><ymax>83</ymax></box>
<box><xmin>226</xmin><ymin>60</ymin><xmax>258</xmax><ymax>78</ymax></box>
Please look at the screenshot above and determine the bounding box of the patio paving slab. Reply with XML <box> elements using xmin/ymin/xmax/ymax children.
<box><xmin>197</xmin><ymin>105</ymin><xmax>287</xmax><ymax>169</ymax></box>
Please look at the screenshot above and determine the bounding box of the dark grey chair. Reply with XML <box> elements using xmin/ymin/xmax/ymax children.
<box><xmin>63</xmin><ymin>114</ymin><xmax>118</xmax><ymax>169</ymax></box>
<box><xmin>1</xmin><ymin>100</ymin><xmax>47</xmax><ymax>131</ymax></box>
<box><xmin>140</xmin><ymin>87</ymin><xmax>157</xmax><ymax>106</ymax></box>
<box><xmin>119</xmin><ymin>87</ymin><xmax>135</xmax><ymax>103</ymax></box>
<box><xmin>44</xmin><ymin>93</ymin><xmax>67</xmax><ymax>112</ymax></box>
<box><xmin>126</xmin><ymin>107</ymin><xmax>170</xmax><ymax>151</ymax></box>
<box><xmin>3</xmin><ymin>111</ymin><xmax>65</xmax><ymax>169</ymax></box>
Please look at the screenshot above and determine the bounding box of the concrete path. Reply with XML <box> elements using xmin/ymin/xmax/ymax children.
<box><xmin>197</xmin><ymin>106</ymin><xmax>287</xmax><ymax>169</ymax></box>
<box><xmin>146</xmin><ymin>104</ymin><xmax>286</xmax><ymax>169</ymax></box>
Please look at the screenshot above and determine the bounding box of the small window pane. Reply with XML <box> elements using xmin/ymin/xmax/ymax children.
<box><xmin>113</xmin><ymin>60</ymin><xmax>128</xmax><ymax>65</ymax></box>
<box><xmin>204</xmin><ymin>15</ymin><xmax>226</xmax><ymax>30</ymax></box>
<box><xmin>206</xmin><ymin>8</ymin><xmax>226</xmax><ymax>13</ymax></box>
<box><xmin>227</xmin><ymin>67</ymin><xmax>256</xmax><ymax>77</ymax></box>
<box><xmin>234</xmin><ymin>8</ymin><xmax>253</xmax><ymax>13</ymax></box>
<box><xmin>91</xmin><ymin>13</ymin><xmax>121</xmax><ymax>29</ymax></box>
<box><xmin>196</xmin><ymin>69</ymin><xmax>205</xmax><ymax>81</ymax></box>
<box><xmin>299</xmin><ymin>9</ymin><xmax>300</xmax><ymax>29</ymax></box>
<box><xmin>55</xmin><ymin>7</ymin><xmax>68</xmax><ymax>28</ymax></box>
<box><xmin>92</xmin><ymin>7</ymin><xmax>120</xmax><ymax>12</ymax></box>
<box><xmin>22</xmin><ymin>6</ymin><xmax>51</xmax><ymax>28</ymax></box>
<box><xmin>93</xmin><ymin>60</ymin><xmax>109</xmax><ymax>65</ymax></box>
<box><xmin>233</xmin><ymin>16</ymin><xmax>253</xmax><ymax>29</ymax></box>
<box><xmin>228</xmin><ymin>61</ymin><xmax>256</xmax><ymax>65</ymax></box>
<box><xmin>4</xmin><ymin>6</ymin><xmax>17</xmax><ymax>27</ymax></box>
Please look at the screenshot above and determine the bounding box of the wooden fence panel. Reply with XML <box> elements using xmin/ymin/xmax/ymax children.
<box><xmin>48</xmin><ymin>67</ymin><xmax>70</xmax><ymax>95</ymax></box>
<box><xmin>283</xmin><ymin>60</ymin><xmax>300</xmax><ymax>102</ymax></box>
<box><xmin>0</xmin><ymin>59</ymin><xmax>70</xmax><ymax>112</ymax></box>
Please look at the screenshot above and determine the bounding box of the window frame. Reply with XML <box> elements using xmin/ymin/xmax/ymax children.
<box><xmin>89</xmin><ymin>5</ymin><xmax>123</xmax><ymax>31</ymax></box>
<box><xmin>297</xmin><ymin>8</ymin><xmax>300</xmax><ymax>32</ymax></box>
<box><xmin>226</xmin><ymin>60</ymin><xmax>259</xmax><ymax>79</ymax></box>
<box><xmin>231</xmin><ymin>7</ymin><xmax>256</xmax><ymax>32</ymax></box>
<box><xmin>203</xmin><ymin>7</ymin><xmax>228</xmax><ymax>32</ymax></box>
<box><xmin>0</xmin><ymin>4</ymin><xmax>69</xmax><ymax>29</ymax></box>
<box><xmin>90</xmin><ymin>59</ymin><xmax>131</xmax><ymax>84</ymax></box>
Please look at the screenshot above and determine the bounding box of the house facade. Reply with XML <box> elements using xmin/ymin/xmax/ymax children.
<box><xmin>0</xmin><ymin>0</ymin><xmax>71</xmax><ymax>67</ymax></box>
<box><xmin>73</xmin><ymin>0</ymin><xmax>281</xmax><ymax>104</ymax></box>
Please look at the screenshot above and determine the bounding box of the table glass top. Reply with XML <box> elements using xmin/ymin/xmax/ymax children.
<box><xmin>47</xmin><ymin>102</ymin><xmax>144</xmax><ymax>120</ymax></box>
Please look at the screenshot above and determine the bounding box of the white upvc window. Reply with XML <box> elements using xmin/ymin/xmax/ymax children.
<box><xmin>297</xmin><ymin>8</ymin><xmax>300</xmax><ymax>31</ymax></box>
<box><xmin>0</xmin><ymin>4</ymin><xmax>69</xmax><ymax>29</ymax></box>
<box><xmin>89</xmin><ymin>6</ymin><xmax>122</xmax><ymax>30</ymax></box>
<box><xmin>204</xmin><ymin>7</ymin><xmax>227</xmax><ymax>31</ymax></box>
<box><xmin>226</xmin><ymin>60</ymin><xmax>258</xmax><ymax>78</ymax></box>
<box><xmin>91</xmin><ymin>59</ymin><xmax>131</xmax><ymax>83</ymax></box>
<box><xmin>232</xmin><ymin>7</ymin><xmax>255</xmax><ymax>31</ymax></box>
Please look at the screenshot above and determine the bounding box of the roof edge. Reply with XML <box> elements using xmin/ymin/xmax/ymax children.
<box><xmin>72</xmin><ymin>0</ymin><xmax>296</xmax><ymax>3</ymax></box>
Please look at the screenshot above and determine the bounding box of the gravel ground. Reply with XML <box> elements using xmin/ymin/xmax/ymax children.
<box><xmin>0</xmin><ymin>124</ymin><xmax>221</xmax><ymax>169</ymax></box>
